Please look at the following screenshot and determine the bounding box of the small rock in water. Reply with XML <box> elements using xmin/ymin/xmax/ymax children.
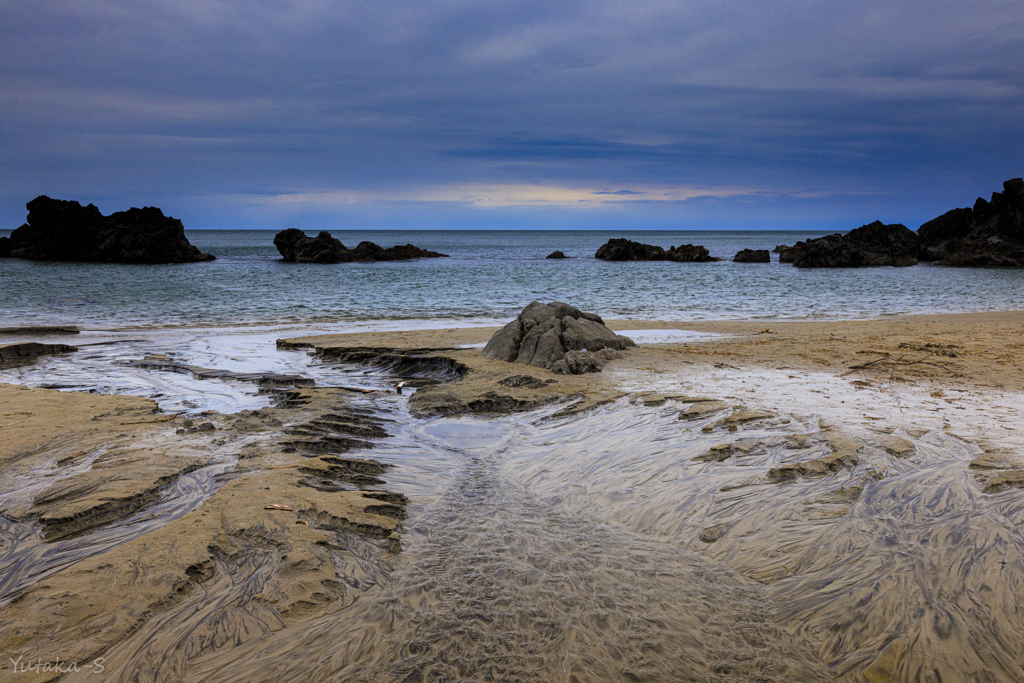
<box><xmin>733</xmin><ymin>248</ymin><xmax>771</xmax><ymax>263</ymax></box>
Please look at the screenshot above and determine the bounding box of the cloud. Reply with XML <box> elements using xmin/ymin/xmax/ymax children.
<box><xmin>0</xmin><ymin>0</ymin><xmax>1021</xmax><ymax>229</ymax></box>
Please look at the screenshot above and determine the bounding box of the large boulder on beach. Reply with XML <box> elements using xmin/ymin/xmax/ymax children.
<box><xmin>274</xmin><ymin>229</ymin><xmax>448</xmax><ymax>263</ymax></box>
<box><xmin>918</xmin><ymin>178</ymin><xmax>1024</xmax><ymax>266</ymax></box>
<box><xmin>4</xmin><ymin>196</ymin><xmax>215</xmax><ymax>263</ymax></box>
<box><xmin>734</xmin><ymin>249</ymin><xmax>770</xmax><ymax>263</ymax></box>
<box><xmin>595</xmin><ymin>238</ymin><xmax>719</xmax><ymax>262</ymax></box>
<box><xmin>482</xmin><ymin>301</ymin><xmax>635</xmax><ymax>374</ymax></box>
<box><xmin>788</xmin><ymin>221</ymin><xmax>919</xmax><ymax>267</ymax></box>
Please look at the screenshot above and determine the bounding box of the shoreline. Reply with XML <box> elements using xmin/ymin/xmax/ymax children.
<box><xmin>6</xmin><ymin>306</ymin><xmax>1024</xmax><ymax>336</ymax></box>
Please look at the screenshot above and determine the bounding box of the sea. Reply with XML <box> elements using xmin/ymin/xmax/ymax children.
<box><xmin>3</xmin><ymin>229</ymin><xmax>1024</xmax><ymax>331</ymax></box>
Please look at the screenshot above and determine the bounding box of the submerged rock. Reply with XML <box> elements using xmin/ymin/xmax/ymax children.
<box><xmin>734</xmin><ymin>248</ymin><xmax>770</xmax><ymax>263</ymax></box>
<box><xmin>595</xmin><ymin>238</ymin><xmax>719</xmax><ymax>262</ymax></box>
<box><xmin>4</xmin><ymin>196</ymin><xmax>215</xmax><ymax>263</ymax></box>
<box><xmin>273</xmin><ymin>229</ymin><xmax>448</xmax><ymax>263</ymax></box>
<box><xmin>789</xmin><ymin>221</ymin><xmax>919</xmax><ymax>267</ymax></box>
<box><xmin>918</xmin><ymin>178</ymin><xmax>1024</xmax><ymax>266</ymax></box>
<box><xmin>482</xmin><ymin>301</ymin><xmax>635</xmax><ymax>374</ymax></box>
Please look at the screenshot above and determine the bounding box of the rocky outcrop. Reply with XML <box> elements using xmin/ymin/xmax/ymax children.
<box><xmin>550</xmin><ymin>348</ymin><xmax>624</xmax><ymax>374</ymax></box>
<box><xmin>775</xmin><ymin>244</ymin><xmax>800</xmax><ymax>263</ymax></box>
<box><xmin>734</xmin><ymin>249</ymin><xmax>770</xmax><ymax>263</ymax></box>
<box><xmin>788</xmin><ymin>221</ymin><xmax>919</xmax><ymax>268</ymax></box>
<box><xmin>0</xmin><ymin>342</ymin><xmax>78</xmax><ymax>362</ymax></box>
<box><xmin>273</xmin><ymin>229</ymin><xmax>448</xmax><ymax>263</ymax></box>
<box><xmin>546</xmin><ymin>251</ymin><xmax>568</xmax><ymax>259</ymax></box>
<box><xmin>595</xmin><ymin>238</ymin><xmax>719</xmax><ymax>262</ymax></box>
<box><xmin>482</xmin><ymin>301</ymin><xmax>635</xmax><ymax>374</ymax></box>
<box><xmin>919</xmin><ymin>178</ymin><xmax>1024</xmax><ymax>267</ymax></box>
<box><xmin>0</xmin><ymin>236</ymin><xmax>11</xmax><ymax>258</ymax></box>
<box><xmin>4</xmin><ymin>196</ymin><xmax>215</xmax><ymax>263</ymax></box>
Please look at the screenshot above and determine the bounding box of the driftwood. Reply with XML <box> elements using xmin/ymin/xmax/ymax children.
<box><xmin>844</xmin><ymin>352</ymin><xmax>956</xmax><ymax>380</ymax></box>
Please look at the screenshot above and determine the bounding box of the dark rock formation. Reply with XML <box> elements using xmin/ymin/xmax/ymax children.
<box><xmin>545</xmin><ymin>251</ymin><xmax>568</xmax><ymax>259</ymax></box>
<box><xmin>734</xmin><ymin>249</ymin><xmax>770</xmax><ymax>263</ymax></box>
<box><xmin>273</xmin><ymin>229</ymin><xmax>448</xmax><ymax>263</ymax></box>
<box><xmin>0</xmin><ymin>236</ymin><xmax>11</xmax><ymax>258</ymax></box>
<box><xmin>776</xmin><ymin>244</ymin><xmax>800</xmax><ymax>263</ymax></box>
<box><xmin>497</xmin><ymin>375</ymin><xmax>547</xmax><ymax>388</ymax></box>
<box><xmin>594</xmin><ymin>238</ymin><xmax>719</xmax><ymax>262</ymax></box>
<box><xmin>551</xmin><ymin>348</ymin><xmax>624</xmax><ymax>375</ymax></box>
<box><xmin>918</xmin><ymin>178</ymin><xmax>1024</xmax><ymax>267</ymax></box>
<box><xmin>4</xmin><ymin>196</ymin><xmax>215</xmax><ymax>263</ymax></box>
<box><xmin>482</xmin><ymin>301</ymin><xmax>635</xmax><ymax>374</ymax></box>
<box><xmin>787</xmin><ymin>221</ymin><xmax>919</xmax><ymax>268</ymax></box>
<box><xmin>0</xmin><ymin>342</ymin><xmax>78</xmax><ymax>362</ymax></box>
<box><xmin>274</xmin><ymin>229</ymin><xmax>344</xmax><ymax>263</ymax></box>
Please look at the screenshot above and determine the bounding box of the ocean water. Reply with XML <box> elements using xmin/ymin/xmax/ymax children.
<box><xmin>2</xmin><ymin>229</ymin><xmax>1023</xmax><ymax>330</ymax></box>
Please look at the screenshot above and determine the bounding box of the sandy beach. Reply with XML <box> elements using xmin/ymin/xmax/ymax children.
<box><xmin>1</xmin><ymin>310</ymin><xmax>1022</xmax><ymax>681</ymax></box>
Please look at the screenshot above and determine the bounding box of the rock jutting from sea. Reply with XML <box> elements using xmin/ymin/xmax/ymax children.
<box><xmin>273</xmin><ymin>229</ymin><xmax>448</xmax><ymax>263</ymax></box>
<box><xmin>594</xmin><ymin>238</ymin><xmax>719</xmax><ymax>262</ymax></box>
<box><xmin>0</xmin><ymin>196</ymin><xmax>215</xmax><ymax>263</ymax></box>
<box><xmin>482</xmin><ymin>301</ymin><xmax>635</xmax><ymax>374</ymax></box>
<box><xmin>918</xmin><ymin>177</ymin><xmax>1024</xmax><ymax>267</ymax></box>
<box><xmin>545</xmin><ymin>251</ymin><xmax>568</xmax><ymax>259</ymax></box>
<box><xmin>777</xmin><ymin>221</ymin><xmax>920</xmax><ymax>268</ymax></box>
<box><xmin>734</xmin><ymin>249</ymin><xmax>770</xmax><ymax>263</ymax></box>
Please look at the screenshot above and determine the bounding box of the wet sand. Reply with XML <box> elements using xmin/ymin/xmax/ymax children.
<box><xmin>0</xmin><ymin>311</ymin><xmax>1022</xmax><ymax>682</ymax></box>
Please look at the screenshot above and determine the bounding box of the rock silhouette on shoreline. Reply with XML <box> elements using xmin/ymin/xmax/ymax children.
<box><xmin>595</xmin><ymin>238</ymin><xmax>719</xmax><ymax>262</ymax></box>
<box><xmin>918</xmin><ymin>178</ymin><xmax>1024</xmax><ymax>267</ymax></box>
<box><xmin>273</xmin><ymin>229</ymin><xmax>448</xmax><ymax>263</ymax></box>
<box><xmin>482</xmin><ymin>301</ymin><xmax>635</xmax><ymax>374</ymax></box>
<box><xmin>734</xmin><ymin>249</ymin><xmax>770</xmax><ymax>263</ymax></box>
<box><xmin>2</xmin><ymin>196</ymin><xmax>214</xmax><ymax>263</ymax></box>
<box><xmin>776</xmin><ymin>221</ymin><xmax>919</xmax><ymax>268</ymax></box>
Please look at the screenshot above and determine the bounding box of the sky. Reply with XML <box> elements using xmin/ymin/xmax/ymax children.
<box><xmin>1</xmin><ymin>0</ymin><xmax>1021</xmax><ymax>231</ymax></box>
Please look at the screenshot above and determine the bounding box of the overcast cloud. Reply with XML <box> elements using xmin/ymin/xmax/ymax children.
<box><xmin>1</xmin><ymin>0</ymin><xmax>1021</xmax><ymax>229</ymax></box>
